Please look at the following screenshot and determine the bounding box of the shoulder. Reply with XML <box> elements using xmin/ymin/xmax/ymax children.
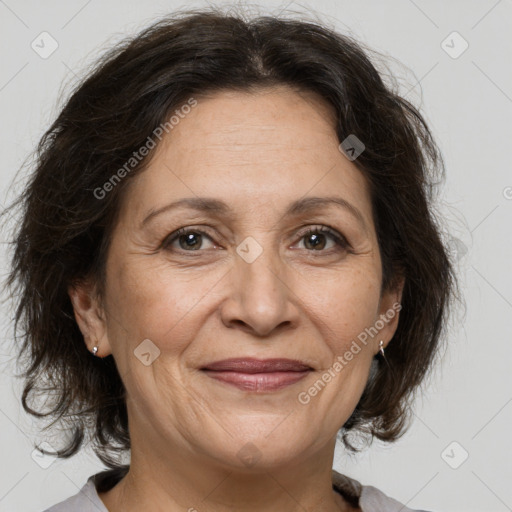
<box><xmin>332</xmin><ymin>469</ymin><xmax>434</xmax><ymax>512</ymax></box>
<box><xmin>360</xmin><ymin>483</ymin><xmax>433</xmax><ymax>512</ymax></box>
<box><xmin>42</xmin><ymin>478</ymin><xmax>105</xmax><ymax>512</ymax></box>
<box><xmin>40</xmin><ymin>471</ymin><xmax>117</xmax><ymax>512</ymax></box>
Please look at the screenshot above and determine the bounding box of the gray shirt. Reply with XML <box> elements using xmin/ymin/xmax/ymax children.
<box><xmin>43</xmin><ymin>467</ymin><xmax>432</xmax><ymax>511</ymax></box>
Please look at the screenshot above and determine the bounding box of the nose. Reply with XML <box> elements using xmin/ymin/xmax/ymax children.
<box><xmin>219</xmin><ymin>245</ymin><xmax>300</xmax><ymax>338</ymax></box>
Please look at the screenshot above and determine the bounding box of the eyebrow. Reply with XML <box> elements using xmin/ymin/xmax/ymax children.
<box><xmin>141</xmin><ymin>196</ymin><xmax>368</xmax><ymax>232</ymax></box>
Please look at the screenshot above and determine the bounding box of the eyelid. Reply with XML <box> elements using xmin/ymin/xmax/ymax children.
<box><xmin>293</xmin><ymin>224</ymin><xmax>350</xmax><ymax>249</ymax></box>
<box><xmin>161</xmin><ymin>226</ymin><xmax>218</xmax><ymax>250</ymax></box>
<box><xmin>162</xmin><ymin>224</ymin><xmax>350</xmax><ymax>252</ymax></box>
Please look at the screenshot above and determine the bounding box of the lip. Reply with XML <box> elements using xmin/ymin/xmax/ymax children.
<box><xmin>201</xmin><ymin>358</ymin><xmax>313</xmax><ymax>372</ymax></box>
<box><xmin>200</xmin><ymin>358</ymin><xmax>313</xmax><ymax>392</ymax></box>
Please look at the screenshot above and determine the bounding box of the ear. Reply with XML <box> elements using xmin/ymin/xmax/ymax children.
<box><xmin>68</xmin><ymin>278</ymin><xmax>112</xmax><ymax>358</ymax></box>
<box><xmin>375</xmin><ymin>275</ymin><xmax>405</xmax><ymax>354</ymax></box>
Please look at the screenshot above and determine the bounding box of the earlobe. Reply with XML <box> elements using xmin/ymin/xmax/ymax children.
<box><xmin>67</xmin><ymin>279</ymin><xmax>111</xmax><ymax>357</ymax></box>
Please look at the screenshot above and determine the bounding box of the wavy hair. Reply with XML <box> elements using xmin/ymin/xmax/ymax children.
<box><xmin>2</xmin><ymin>7</ymin><xmax>460</xmax><ymax>468</ymax></box>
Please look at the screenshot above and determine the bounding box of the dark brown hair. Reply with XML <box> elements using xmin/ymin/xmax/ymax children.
<box><xmin>2</xmin><ymin>7</ymin><xmax>460</xmax><ymax>468</ymax></box>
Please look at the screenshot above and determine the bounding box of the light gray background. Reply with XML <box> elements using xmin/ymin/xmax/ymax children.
<box><xmin>0</xmin><ymin>1</ymin><xmax>511</xmax><ymax>511</ymax></box>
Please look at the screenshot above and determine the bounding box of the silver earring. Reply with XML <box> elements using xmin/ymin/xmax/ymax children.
<box><xmin>92</xmin><ymin>345</ymin><xmax>99</xmax><ymax>356</ymax></box>
<box><xmin>378</xmin><ymin>340</ymin><xmax>385</xmax><ymax>357</ymax></box>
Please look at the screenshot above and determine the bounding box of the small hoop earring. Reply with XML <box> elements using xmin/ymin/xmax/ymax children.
<box><xmin>378</xmin><ymin>340</ymin><xmax>385</xmax><ymax>358</ymax></box>
<box><xmin>92</xmin><ymin>345</ymin><xmax>99</xmax><ymax>356</ymax></box>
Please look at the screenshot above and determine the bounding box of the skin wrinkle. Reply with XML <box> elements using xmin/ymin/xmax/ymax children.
<box><xmin>69</xmin><ymin>85</ymin><xmax>403</xmax><ymax>512</ymax></box>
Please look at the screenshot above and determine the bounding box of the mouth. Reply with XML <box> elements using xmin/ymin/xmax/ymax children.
<box><xmin>200</xmin><ymin>358</ymin><xmax>313</xmax><ymax>392</ymax></box>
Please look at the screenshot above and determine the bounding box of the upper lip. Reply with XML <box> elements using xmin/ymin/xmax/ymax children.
<box><xmin>201</xmin><ymin>358</ymin><xmax>313</xmax><ymax>373</ymax></box>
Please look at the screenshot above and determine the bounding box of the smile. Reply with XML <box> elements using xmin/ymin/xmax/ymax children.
<box><xmin>201</xmin><ymin>369</ymin><xmax>311</xmax><ymax>392</ymax></box>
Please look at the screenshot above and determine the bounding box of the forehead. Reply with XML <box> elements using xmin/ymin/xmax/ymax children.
<box><xmin>163</xmin><ymin>86</ymin><xmax>339</xmax><ymax>162</ymax></box>
<box><xmin>119</xmin><ymin>86</ymin><xmax>373</xmax><ymax>229</ymax></box>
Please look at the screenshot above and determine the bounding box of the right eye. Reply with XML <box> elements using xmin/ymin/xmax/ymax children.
<box><xmin>162</xmin><ymin>227</ymin><xmax>219</xmax><ymax>252</ymax></box>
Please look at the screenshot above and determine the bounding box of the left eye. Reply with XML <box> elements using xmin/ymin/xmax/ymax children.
<box><xmin>293</xmin><ymin>226</ymin><xmax>349</xmax><ymax>252</ymax></box>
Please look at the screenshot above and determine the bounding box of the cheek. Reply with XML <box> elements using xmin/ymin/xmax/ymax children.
<box><xmin>303</xmin><ymin>272</ymin><xmax>379</xmax><ymax>422</ymax></box>
<box><xmin>105</xmin><ymin>257</ymin><xmax>216</xmax><ymax>350</ymax></box>
<box><xmin>308</xmin><ymin>267</ymin><xmax>381</xmax><ymax>343</ymax></box>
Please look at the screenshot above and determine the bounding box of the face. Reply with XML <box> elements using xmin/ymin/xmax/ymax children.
<box><xmin>71</xmin><ymin>86</ymin><xmax>403</xmax><ymax>469</ymax></box>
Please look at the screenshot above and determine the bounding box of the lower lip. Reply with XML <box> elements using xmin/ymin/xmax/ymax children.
<box><xmin>201</xmin><ymin>370</ymin><xmax>311</xmax><ymax>391</ymax></box>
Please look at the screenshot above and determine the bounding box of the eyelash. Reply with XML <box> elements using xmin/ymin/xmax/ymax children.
<box><xmin>162</xmin><ymin>225</ymin><xmax>350</xmax><ymax>254</ymax></box>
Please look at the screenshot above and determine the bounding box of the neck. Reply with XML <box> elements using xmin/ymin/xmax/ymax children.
<box><xmin>98</xmin><ymin>425</ymin><xmax>356</xmax><ymax>511</ymax></box>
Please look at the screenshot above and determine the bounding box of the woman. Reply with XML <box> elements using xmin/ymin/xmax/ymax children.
<box><xmin>3</xmin><ymin>7</ymin><xmax>458</xmax><ymax>512</ymax></box>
